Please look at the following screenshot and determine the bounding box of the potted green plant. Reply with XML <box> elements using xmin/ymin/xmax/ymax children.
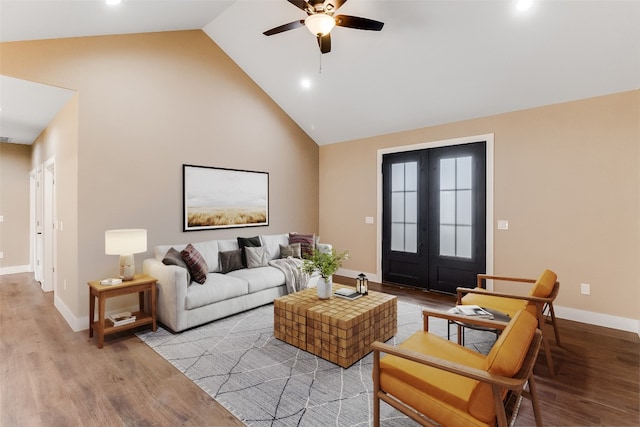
<box><xmin>301</xmin><ymin>248</ymin><xmax>349</xmax><ymax>299</ymax></box>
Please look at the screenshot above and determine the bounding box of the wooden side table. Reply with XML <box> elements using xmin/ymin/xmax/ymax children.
<box><xmin>88</xmin><ymin>274</ymin><xmax>157</xmax><ymax>348</ymax></box>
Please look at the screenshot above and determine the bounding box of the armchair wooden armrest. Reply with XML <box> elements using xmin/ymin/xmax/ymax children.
<box><xmin>476</xmin><ymin>274</ymin><xmax>536</xmax><ymax>288</ymax></box>
<box><xmin>456</xmin><ymin>286</ymin><xmax>557</xmax><ymax>305</ymax></box>
<box><xmin>420</xmin><ymin>308</ymin><xmax>509</xmax><ymax>332</ymax></box>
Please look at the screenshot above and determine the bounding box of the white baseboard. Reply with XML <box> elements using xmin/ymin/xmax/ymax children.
<box><xmin>0</xmin><ymin>265</ymin><xmax>31</xmax><ymax>275</ymax></box>
<box><xmin>554</xmin><ymin>305</ymin><xmax>639</xmax><ymax>336</ymax></box>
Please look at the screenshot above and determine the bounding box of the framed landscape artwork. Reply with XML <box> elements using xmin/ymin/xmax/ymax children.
<box><xmin>183</xmin><ymin>164</ymin><xmax>269</xmax><ymax>231</ymax></box>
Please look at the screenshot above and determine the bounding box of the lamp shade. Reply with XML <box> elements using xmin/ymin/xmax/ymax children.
<box><xmin>305</xmin><ymin>14</ymin><xmax>335</xmax><ymax>36</ymax></box>
<box><xmin>105</xmin><ymin>229</ymin><xmax>147</xmax><ymax>255</ymax></box>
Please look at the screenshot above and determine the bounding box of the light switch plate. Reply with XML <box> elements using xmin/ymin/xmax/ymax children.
<box><xmin>0</xmin><ymin>215</ymin><xmax>4</xmax><ymax>222</ymax></box>
<box><xmin>365</xmin><ymin>217</ymin><xmax>374</xmax><ymax>224</ymax></box>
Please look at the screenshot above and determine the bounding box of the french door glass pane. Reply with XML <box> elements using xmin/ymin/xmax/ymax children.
<box><xmin>440</xmin><ymin>158</ymin><xmax>456</xmax><ymax>190</ymax></box>
<box><xmin>390</xmin><ymin>161</ymin><xmax>418</xmax><ymax>253</ymax></box>
<box><xmin>392</xmin><ymin>193</ymin><xmax>404</xmax><ymax>222</ymax></box>
<box><xmin>439</xmin><ymin>156</ymin><xmax>473</xmax><ymax>259</ymax></box>
<box><xmin>457</xmin><ymin>190</ymin><xmax>472</xmax><ymax>225</ymax></box>
<box><xmin>405</xmin><ymin>191</ymin><xmax>417</xmax><ymax>223</ymax></box>
<box><xmin>391</xmin><ymin>164</ymin><xmax>404</xmax><ymax>191</ymax></box>
<box><xmin>457</xmin><ymin>225</ymin><xmax>472</xmax><ymax>258</ymax></box>
<box><xmin>440</xmin><ymin>190</ymin><xmax>455</xmax><ymax>224</ymax></box>
<box><xmin>405</xmin><ymin>224</ymin><xmax>418</xmax><ymax>252</ymax></box>
<box><xmin>440</xmin><ymin>225</ymin><xmax>455</xmax><ymax>256</ymax></box>
<box><xmin>391</xmin><ymin>224</ymin><xmax>405</xmax><ymax>251</ymax></box>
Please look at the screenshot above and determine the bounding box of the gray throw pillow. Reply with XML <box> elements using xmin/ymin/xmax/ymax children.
<box><xmin>162</xmin><ymin>247</ymin><xmax>191</xmax><ymax>284</ymax></box>
<box><xmin>245</xmin><ymin>246</ymin><xmax>268</xmax><ymax>269</ymax></box>
<box><xmin>220</xmin><ymin>249</ymin><xmax>244</xmax><ymax>274</ymax></box>
<box><xmin>279</xmin><ymin>243</ymin><xmax>301</xmax><ymax>258</ymax></box>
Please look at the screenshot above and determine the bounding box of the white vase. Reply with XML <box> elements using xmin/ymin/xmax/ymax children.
<box><xmin>317</xmin><ymin>276</ymin><xmax>332</xmax><ymax>299</ymax></box>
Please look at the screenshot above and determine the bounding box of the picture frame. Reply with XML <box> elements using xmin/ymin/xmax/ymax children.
<box><xmin>183</xmin><ymin>164</ymin><xmax>269</xmax><ymax>231</ymax></box>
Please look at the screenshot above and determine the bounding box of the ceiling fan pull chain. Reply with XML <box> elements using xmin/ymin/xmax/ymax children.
<box><xmin>318</xmin><ymin>48</ymin><xmax>323</xmax><ymax>74</ymax></box>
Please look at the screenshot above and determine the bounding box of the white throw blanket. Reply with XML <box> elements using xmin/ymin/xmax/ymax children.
<box><xmin>268</xmin><ymin>257</ymin><xmax>309</xmax><ymax>294</ymax></box>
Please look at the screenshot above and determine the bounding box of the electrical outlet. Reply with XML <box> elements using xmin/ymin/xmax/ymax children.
<box><xmin>580</xmin><ymin>283</ymin><xmax>591</xmax><ymax>295</ymax></box>
<box><xmin>497</xmin><ymin>220</ymin><xmax>509</xmax><ymax>230</ymax></box>
<box><xmin>365</xmin><ymin>216</ymin><xmax>374</xmax><ymax>224</ymax></box>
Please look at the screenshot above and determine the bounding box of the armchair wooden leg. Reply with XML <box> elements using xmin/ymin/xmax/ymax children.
<box><xmin>526</xmin><ymin>373</ymin><xmax>543</xmax><ymax>427</ymax></box>
<box><xmin>537</xmin><ymin>306</ymin><xmax>556</xmax><ymax>376</ymax></box>
<box><xmin>373</xmin><ymin>349</ymin><xmax>381</xmax><ymax>427</ymax></box>
<box><xmin>548</xmin><ymin>303</ymin><xmax>561</xmax><ymax>347</ymax></box>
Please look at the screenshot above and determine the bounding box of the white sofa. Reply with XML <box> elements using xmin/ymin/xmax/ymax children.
<box><xmin>143</xmin><ymin>233</ymin><xmax>328</xmax><ymax>332</ymax></box>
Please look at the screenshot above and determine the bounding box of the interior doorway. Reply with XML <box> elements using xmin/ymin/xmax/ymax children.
<box><xmin>377</xmin><ymin>135</ymin><xmax>494</xmax><ymax>294</ymax></box>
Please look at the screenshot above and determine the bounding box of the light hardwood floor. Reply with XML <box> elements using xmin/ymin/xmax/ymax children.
<box><xmin>1</xmin><ymin>272</ymin><xmax>638</xmax><ymax>426</ymax></box>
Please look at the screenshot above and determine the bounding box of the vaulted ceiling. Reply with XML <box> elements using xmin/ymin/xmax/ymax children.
<box><xmin>1</xmin><ymin>0</ymin><xmax>638</xmax><ymax>145</ymax></box>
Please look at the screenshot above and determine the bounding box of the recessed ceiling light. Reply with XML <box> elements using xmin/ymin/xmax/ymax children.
<box><xmin>301</xmin><ymin>78</ymin><xmax>312</xmax><ymax>89</ymax></box>
<box><xmin>516</xmin><ymin>0</ymin><xmax>533</xmax><ymax>11</ymax></box>
<box><xmin>106</xmin><ymin>0</ymin><xmax>122</xmax><ymax>5</ymax></box>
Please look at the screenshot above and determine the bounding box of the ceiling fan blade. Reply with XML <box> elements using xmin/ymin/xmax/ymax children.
<box><xmin>317</xmin><ymin>33</ymin><xmax>331</xmax><ymax>54</ymax></box>
<box><xmin>335</xmin><ymin>15</ymin><xmax>384</xmax><ymax>31</ymax></box>
<box><xmin>263</xmin><ymin>20</ymin><xmax>306</xmax><ymax>36</ymax></box>
<box><xmin>287</xmin><ymin>0</ymin><xmax>309</xmax><ymax>12</ymax></box>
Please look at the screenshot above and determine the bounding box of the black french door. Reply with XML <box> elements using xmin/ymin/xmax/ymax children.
<box><xmin>382</xmin><ymin>142</ymin><xmax>486</xmax><ymax>294</ymax></box>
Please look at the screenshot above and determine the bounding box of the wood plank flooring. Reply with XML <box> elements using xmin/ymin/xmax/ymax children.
<box><xmin>1</xmin><ymin>272</ymin><xmax>638</xmax><ymax>426</ymax></box>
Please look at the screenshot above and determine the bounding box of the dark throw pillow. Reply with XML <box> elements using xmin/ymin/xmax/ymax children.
<box><xmin>181</xmin><ymin>243</ymin><xmax>208</xmax><ymax>284</ymax></box>
<box><xmin>237</xmin><ymin>236</ymin><xmax>262</xmax><ymax>267</ymax></box>
<box><xmin>289</xmin><ymin>233</ymin><xmax>315</xmax><ymax>258</ymax></box>
<box><xmin>279</xmin><ymin>243</ymin><xmax>302</xmax><ymax>259</ymax></box>
<box><xmin>220</xmin><ymin>249</ymin><xmax>244</xmax><ymax>274</ymax></box>
<box><xmin>162</xmin><ymin>247</ymin><xmax>191</xmax><ymax>284</ymax></box>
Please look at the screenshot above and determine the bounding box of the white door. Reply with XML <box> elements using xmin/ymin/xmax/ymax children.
<box><xmin>33</xmin><ymin>166</ymin><xmax>44</xmax><ymax>283</ymax></box>
<box><xmin>42</xmin><ymin>159</ymin><xmax>56</xmax><ymax>292</ymax></box>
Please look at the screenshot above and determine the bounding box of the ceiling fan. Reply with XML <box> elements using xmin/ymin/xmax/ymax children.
<box><xmin>263</xmin><ymin>0</ymin><xmax>384</xmax><ymax>54</ymax></box>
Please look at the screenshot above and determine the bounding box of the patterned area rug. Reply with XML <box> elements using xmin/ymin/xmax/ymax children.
<box><xmin>137</xmin><ymin>301</ymin><xmax>497</xmax><ymax>426</ymax></box>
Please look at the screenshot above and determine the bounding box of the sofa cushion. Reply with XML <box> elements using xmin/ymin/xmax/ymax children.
<box><xmin>246</xmin><ymin>246</ymin><xmax>268</xmax><ymax>268</ymax></box>
<box><xmin>181</xmin><ymin>244</ymin><xmax>208</xmax><ymax>284</ymax></box>
<box><xmin>227</xmin><ymin>266</ymin><xmax>286</xmax><ymax>293</ymax></box>
<box><xmin>260</xmin><ymin>234</ymin><xmax>289</xmax><ymax>260</ymax></box>
<box><xmin>218</xmin><ymin>239</ymin><xmax>240</xmax><ymax>252</ymax></box>
<box><xmin>238</xmin><ymin>236</ymin><xmax>262</xmax><ymax>267</ymax></box>
<box><xmin>280</xmin><ymin>243</ymin><xmax>301</xmax><ymax>258</ymax></box>
<box><xmin>220</xmin><ymin>249</ymin><xmax>244</xmax><ymax>274</ymax></box>
<box><xmin>289</xmin><ymin>233</ymin><xmax>315</xmax><ymax>257</ymax></box>
<box><xmin>162</xmin><ymin>247</ymin><xmax>191</xmax><ymax>284</ymax></box>
<box><xmin>185</xmin><ymin>273</ymin><xmax>249</xmax><ymax>309</ymax></box>
<box><xmin>192</xmin><ymin>240</ymin><xmax>221</xmax><ymax>273</ymax></box>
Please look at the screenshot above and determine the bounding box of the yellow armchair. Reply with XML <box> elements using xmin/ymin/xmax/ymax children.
<box><xmin>457</xmin><ymin>269</ymin><xmax>560</xmax><ymax>376</ymax></box>
<box><xmin>372</xmin><ymin>309</ymin><xmax>542</xmax><ymax>427</ymax></box>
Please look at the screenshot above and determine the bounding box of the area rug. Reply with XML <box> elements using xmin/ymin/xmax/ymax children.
<box><xmin>137</xmin><ymin>301</ymin><xmax>497</xmax><ymax>426</ymax></box>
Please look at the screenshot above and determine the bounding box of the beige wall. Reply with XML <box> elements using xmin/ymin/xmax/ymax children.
<box><xmin>0</xmin><ymin>31</ymin><xmax>319</xmax><ymax>325</ymax></box>
<box><xmin>0</xmin><ymin>142</ymin><xmax>31</xmax><ymax>269</ymax></box>
<box><xmin>320</xmin><ymin>91</ymin><xmax>639</xmax><ymax>323</ymax></box>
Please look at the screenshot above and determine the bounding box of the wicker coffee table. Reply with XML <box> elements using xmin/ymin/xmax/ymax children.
<box><xmin>273</xmin><ymin>284</ymin><xmax>397</xmax><ymax>368</ymax></box>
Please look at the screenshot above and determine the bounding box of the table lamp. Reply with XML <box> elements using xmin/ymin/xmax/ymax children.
<box><xmin>105</xmin><ymin>229</ymin><xmax>147</xmax><ymax>280</ymax></box>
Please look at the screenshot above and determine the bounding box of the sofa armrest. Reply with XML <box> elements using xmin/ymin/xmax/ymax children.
<box><xmin>143</xmin><ymin>258</ymin><xmax>189</xmax><ymax>332</ymax></box>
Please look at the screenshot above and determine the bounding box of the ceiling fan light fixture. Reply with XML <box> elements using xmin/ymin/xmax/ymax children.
<box><xmin>305</xmin><ymin>14</ymin><xmax>335</xmax><ymax>36</ymax></box>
